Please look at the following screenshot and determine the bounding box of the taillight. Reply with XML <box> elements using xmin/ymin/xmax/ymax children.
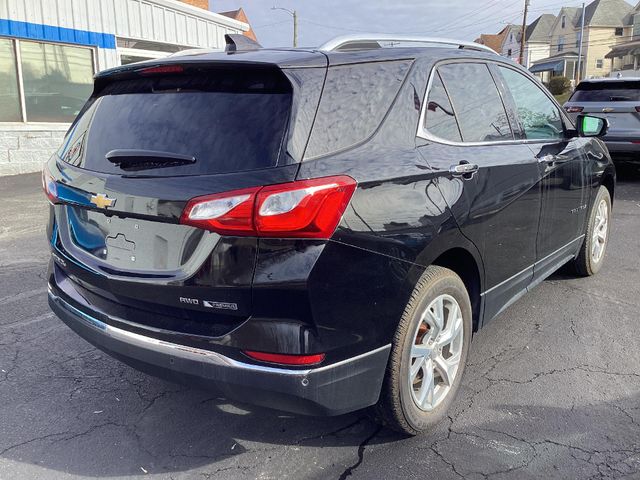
<box><xmin>255</xmin><ymin>177</ymin><xmax>356</xmax><ymax>238</ymax></box>
<box><xmin>565</xmin><ymin>106</ymin><xmax>584</xmax><ymax>113</ymax></box>
<box><xmin>180</xmin><ymin>176</ymin><xmax>356</xmax><ymax>239</ymax></box>
<box><xmin>243</xmin><ymin>350</ymin><xmax>326</xmax><ymax>366</ymax></box>
<box><xmin>180</xmin><ymin>186</ymin><xmax>260</xmax><ymax>236</ymax></box>
<box><xmin>42</xmin><ymin>165</ymin><xmax>58</xmax><ymax>204</ymax></box>
<box><xmin>138</xmin><ymin>65</ymin><xmax>184</xmax><ymax>75</ymax></box>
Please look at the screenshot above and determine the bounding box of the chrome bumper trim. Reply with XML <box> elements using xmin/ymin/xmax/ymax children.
<box><xmin>48</xmin><ymin>285</ymin><xmax>390</xmax><ymax>377</ymax></box>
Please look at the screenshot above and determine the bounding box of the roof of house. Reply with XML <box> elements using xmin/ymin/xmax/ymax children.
<box><xmin>552</xmin><ymin>6</ymin><xmax>582</xmax><ymax>29</ymax></box>
<box><xmin>475</xmin><ymin>33</ymin><xmax>506</xmax><ymax>52</ymax></box>
<box><xmin>577</xmin><ymin>0</ymin><xmax>634</xmax><ymax>27</ymax></box>
<box><xmin>526</xmin><ymin>14</ymin><xmax>556</xmax><ymax>42</ymax></box>
<box><xmin>218</xmin><ymin>8</ymin><xmax>258</xmax><ymax>42</ymax></box>
<box><xmin>531</xmin><ymin>50</ymin><xmax>582</xmax><ymax>65</ymax></box>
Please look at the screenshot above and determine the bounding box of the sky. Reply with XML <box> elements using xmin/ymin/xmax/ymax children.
<box><xmin>212</xmin><ymin>0</ymin><xmax>599</xmax><ymax>48</ymax></box>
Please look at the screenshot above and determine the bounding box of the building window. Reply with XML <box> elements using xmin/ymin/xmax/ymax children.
<box><xmin>508</xmin><ymin>48</ymin><xmax>513</xmax><ymax>57</ymax></box>
<box><xmin>576</xmin><ymin>32</ymin><xmax>582</xmax><ymax>49</ymax></box>
<box><xmin>0</xmin><ymin>39</ymin><xmax>94</xmax><ymax>123</ymax></box>
<box><xmin>558</xmin><ymin>36</ymin><xmax>565</xmax><ymax>52</ymax></box>
<box><xmin>561</xmin><ymin>15</ymin><xmax>566</xmax><ymax>28</ymax></box>
<box><xmin>615</xmin><ymin>27</ymin><xmax>624</xmax><ymax>36</ymax></box>
<box><xmin>596</xmin><ymin>59</ymin><xmax>604</xmax><ymax>69</ymax></box>
<box><xmin>0</xmin><ymin>39</ymin><xmax>22</xmax><ymax>122</ymax></box>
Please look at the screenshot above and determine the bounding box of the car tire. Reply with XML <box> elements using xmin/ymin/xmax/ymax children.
<box><xmin>572</xmin><ymin>186</ymin><xmax>611</xmax><ymax>277</ymax></box>
<box><xmin>375</xmin><ymin>266</ymin><xmax>472</xmax><ymax>435</ymax></box>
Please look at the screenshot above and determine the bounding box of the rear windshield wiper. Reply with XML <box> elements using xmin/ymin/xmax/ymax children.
<box><xmin>106</xmin><ymin>149</ymin><xmax>197</xmax><ymax>171</ymax></box>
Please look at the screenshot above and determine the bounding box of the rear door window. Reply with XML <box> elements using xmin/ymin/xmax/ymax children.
<box><xmin>58</xmin><ymin>68</ymin><xmax>292</xmax><ymax>176</ymax></box>
<box><xmin>424</xmin><ymin>72</ymin><xmax>462</xmax><ymax>142</ymax></box>
<box><xmin>498</xmin><ymin>66</ymin><xmax>564</xmax><ymax>140</ymax></box>
<box><xmin>570</xmin><ymin>81</ymin><xmax>640</xmax><ymax>102</ymax></box>
<box><xmin>437</xmin><ymin>63</ymin><xmax>513</xmax><ymax>143</ymax></box>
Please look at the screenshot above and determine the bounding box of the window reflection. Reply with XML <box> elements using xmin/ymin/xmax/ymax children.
<box><xmin>0</xmin><ymin>39</ymin><xmax>22</xmax><ymax>122</ymax></box>
<box><xmin>438</xmin><ymin>63</ymin><xmax>513</xmax><ymax>143</ymax></box>
<box><xmin>425</xmin><ymin>72</ymin><xmax>462</xmax><ymax>142</ymax></box>
<box><xmin>499</xmin><ymin>67</ymin><xmax>564</xmax><ymax>140</ymax></box>
<box><xmin>20</xmin><ymin>41</ymin><xmax>94</xmax><ymax>123</ymax></box>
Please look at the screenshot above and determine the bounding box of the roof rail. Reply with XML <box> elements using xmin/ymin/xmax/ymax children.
<box><xmin>318</xmin><ymin>34</ymin><xmax>497</xmax><ymax>55</ymax></box>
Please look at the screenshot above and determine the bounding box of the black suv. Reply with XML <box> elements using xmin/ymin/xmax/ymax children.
<box><xmin>45</xmin><ymin>35</ymin><xmax>615</xmax><ymax>435</ymax></box>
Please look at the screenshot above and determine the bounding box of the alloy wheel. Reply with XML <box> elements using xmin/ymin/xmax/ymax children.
<box><xmin>409</xmin><ymin>294</ymin><xmax>464</xmax><ymax>412</ymax></box>
<box><xmin>591</xmin><ymin>198</ymin><xmax>609</xmax><ymax>264</ymax></box>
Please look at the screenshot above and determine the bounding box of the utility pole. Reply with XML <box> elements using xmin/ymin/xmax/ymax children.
<box><xmin>272</xmin><ymin>7</ymin><xmax>298</xmax><ymax>47</ymax></box>
<box><xmin>576</xmin><ymin>2</ymin><xmax>586</xmax><ymax>83</ymax></box>
<box><xmin>518</xmin><ymin>0</ymin><xmax>530</xmax><ymax>66</ymax></box>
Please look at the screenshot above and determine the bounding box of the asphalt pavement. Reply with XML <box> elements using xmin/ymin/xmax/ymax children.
<box><xmin>1</xmin><ymin>166</ymin><xmax>639</xmax><ymax>480</ymax></box>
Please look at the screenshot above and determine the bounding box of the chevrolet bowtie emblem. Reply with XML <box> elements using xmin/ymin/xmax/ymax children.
<box><xmin>90</xmin><ymin>193</ymin><xmax>116</xmax><ymax>209</ymax></box>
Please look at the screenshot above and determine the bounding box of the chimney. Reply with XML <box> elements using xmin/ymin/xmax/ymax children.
<box><xmin>178</xmin><ymin>0</ymin><xmax>209</xmax><ymax>10</ymax></box>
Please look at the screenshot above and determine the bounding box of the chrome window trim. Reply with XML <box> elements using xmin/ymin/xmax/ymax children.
<box><xmin>416</xmin><ymin>58</ymin><xmax>574</xmax><ymax>147</ymax></box>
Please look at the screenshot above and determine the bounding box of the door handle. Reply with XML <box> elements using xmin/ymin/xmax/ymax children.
<box><xmin>449</xmin><ymin>162</ymin><xmax>479</xmax><ymax>177</ymax></box>
<box><xmin>537</xmin><ymin>154</ymin><xmax>569</xmax><ymax>166</ymax></box>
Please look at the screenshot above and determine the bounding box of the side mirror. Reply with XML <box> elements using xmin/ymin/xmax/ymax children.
<box><xmin>577</xmin><ymin>114</ymin><xmax>608</xmax><ymax>138</ymax></box>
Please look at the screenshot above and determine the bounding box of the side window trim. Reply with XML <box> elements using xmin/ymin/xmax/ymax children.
<box><xmin>417</xmin><ymin>59</ymin><xmax>571</xmax><ymax>146</ymax></box>
<box><xmin>487</xmin><ymin>63</ymin><xmax>526</xmax><ymax>140</ymax></box>
<box><xmin>429</xmin><ymin>70</ymin><xmax>464</xmax><ymax>141</ymax></box>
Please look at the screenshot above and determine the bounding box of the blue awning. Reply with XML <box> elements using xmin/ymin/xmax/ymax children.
<box><xmin>529</xmin><ymin>60</ymin><xmax>564</xmax><ymax>74</ymax></box>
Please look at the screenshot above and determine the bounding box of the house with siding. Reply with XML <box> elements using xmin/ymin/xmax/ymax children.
<box><xmin>522</xmin><ymin>14</ymin><xmax>556</xmax><ymax>69</ymax></box>
<box><xmin>500</xmin><ymin>24</ymin><xmax>523</xmax><ymax>62</ymax></box>
<box><xmin>606</xmin><ymin>1</ymin><xmax>640</xmax><ymax>75</ymax></box>
<box><xmin>530</xmin><ymin>0</ymin><xmax>633</xmax><ymax>81</ymax></box>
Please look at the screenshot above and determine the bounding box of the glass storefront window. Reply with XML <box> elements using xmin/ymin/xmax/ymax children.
<box><xmin>19</xmin><ymin>41</ymin><xmax>94</xmax><ymax>123</ymax></box>
<box><xmin>0</xmin><ymin>39</ymin><xmax>22</xmax><ymax>122</ymax></box>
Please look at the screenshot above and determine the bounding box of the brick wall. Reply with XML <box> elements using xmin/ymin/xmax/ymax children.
<box><xmin>178</xmin><ymin>0</ymin><xmax>209</xmax><ymax>10</ymax></box>
<box><xmin>0</xmin><ymin>128</ymin><xmax>67</xmax><ymax>176</ymax></box>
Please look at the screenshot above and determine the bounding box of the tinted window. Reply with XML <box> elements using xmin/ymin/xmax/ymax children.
<box><xmin>570</xmin><ymin>81</ymin><xmax>640</xmax><ymax>102</ymax></box>
<box><xmin>304</xmin><ymin>60</ymin><xmax>412</xmax><ymax>159</ymax></box>
<box><xmin>59</xmin><ymin>69</ymin><xmax>292</xmax><ymax>176</ymax></box>
<box><xmin>438</xmin><ymin>63</ymin><xmax>512</xmax><ymax>142</ymax></box>
<box><xmin>424</xmin><ymin>72</ymin><xmax>462</xmax><ymax>142</ymax></box>
<box><xmin>499</xmin><ymin>67</ymin><xmax>564</xmax><ymax>140</ymax></box>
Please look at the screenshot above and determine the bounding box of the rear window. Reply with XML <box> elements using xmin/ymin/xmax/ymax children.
<box><xmin>570</xmin><ymin>81</ymin><xmax>640</xmax><ymax>102</ymax></box>
<box><xmin>58</xmin><ymin>68</ymin><xmax>292</xmax><ymax>176</ymax></box>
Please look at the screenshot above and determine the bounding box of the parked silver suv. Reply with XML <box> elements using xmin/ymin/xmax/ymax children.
<box><xmin>564</xmin><ymin>77</ymin><xmax>640</xmax><ymax>161</ymax></box>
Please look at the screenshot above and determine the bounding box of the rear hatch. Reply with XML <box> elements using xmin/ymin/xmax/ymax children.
<box><xmin>565</xmin><ymin>80</ymin><xmax>640</xmax><ymax>140</ymax></box>
<box><xmin>47</xmin><ymin>57</ymin><xmax>325</xmax><ymax>337</ymax></box>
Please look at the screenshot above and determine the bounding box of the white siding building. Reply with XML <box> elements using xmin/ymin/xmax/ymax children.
<box><xmin>0</xmin><ymin>0</ymin><xmax>249</xmax><ymax>176</ymax></box>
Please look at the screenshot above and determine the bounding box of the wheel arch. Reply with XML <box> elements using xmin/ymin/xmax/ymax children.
<box><xmin>430</xmin><ymin>246</ymin><xmax>484</xmax><ymax>332</ymax></box>
<box><xmin>601</xmin><ymin>171</ymin><xmax>615</xmax><ymax>205</ymax></box>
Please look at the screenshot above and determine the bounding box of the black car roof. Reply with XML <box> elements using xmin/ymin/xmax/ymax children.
<box><xmin>96</xmin><ymin>46</ymin><xmax>504</xmax><ymax>79</ymax></box>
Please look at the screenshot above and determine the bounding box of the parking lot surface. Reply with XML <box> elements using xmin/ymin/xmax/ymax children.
<box><xmin>1</xmin><ymin>167</ymin><xmax>639</xmax><ymax>480</ymax></box>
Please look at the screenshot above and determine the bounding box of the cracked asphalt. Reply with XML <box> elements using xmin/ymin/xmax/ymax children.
<box><xmin>1</xmin><ymin>166</ymin><xmax>639</xmax><ymax>480</ymax></box>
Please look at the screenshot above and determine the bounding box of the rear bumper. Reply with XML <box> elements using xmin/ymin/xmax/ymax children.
<box><xmin>603</xmin><ymin>138</ymin><xmax>640</xmax><ymax>155</ymax></box>
<box><xmin>48</xmin><ymin>287</ymin><xmax>390</xmax><ymax>416</ymax></box>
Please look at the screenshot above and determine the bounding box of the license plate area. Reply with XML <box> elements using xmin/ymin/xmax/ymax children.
<box><xmin>57</xmin><ymin>205</ymin><xmax>219</xmax><ymax>278</ymax></box>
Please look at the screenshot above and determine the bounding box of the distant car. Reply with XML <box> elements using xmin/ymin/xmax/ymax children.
<box><xmin>45</xmin><ymin>34</ymin><xmax>615</xmax><ymax>435</ymax></box>
<box><xmin>564</xmin><ymin>77</ymin><xmax>640</xmax><ymax>161</ymax></box>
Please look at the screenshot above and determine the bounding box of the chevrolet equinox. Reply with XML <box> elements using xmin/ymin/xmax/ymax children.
<box><xmin>45</xmin><ymin>34</ymin><xmax>615</xmax><ymax>435</ymax></box>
